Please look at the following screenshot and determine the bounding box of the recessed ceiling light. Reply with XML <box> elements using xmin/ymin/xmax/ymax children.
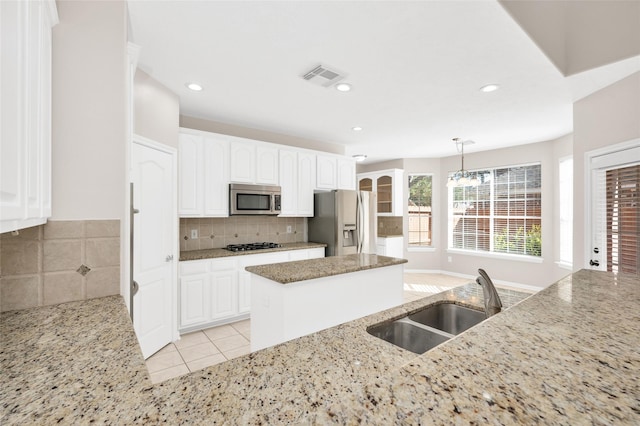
<box><xmin>335</xmin><ymin>82</ymin><xmax>352</xmax><ymax>92</ymax></box>
<box><xmin>480</xmin><ymin>84</ymin><xmax>499</xmax><ymax>93</ymax></box>
<box><xmin>186</xmin><ymin>82</ymin><xmax>203</xmax><ymax>91</ymax></box>
<box><xmin>352</xmin><ymin>126</ymin><xmax>363</xmax><ymax>131</ymax></box>
<box><xmin>352</xmin><ymin>154</ymin><xmax>367</xmax><ymax>162</ymax></box>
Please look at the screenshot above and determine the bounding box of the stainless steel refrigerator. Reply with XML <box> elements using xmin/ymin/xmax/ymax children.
<box><xmin>308</xmin><ymin>190</ymin><xmax>377</xmax><ymax>256</ymax></box>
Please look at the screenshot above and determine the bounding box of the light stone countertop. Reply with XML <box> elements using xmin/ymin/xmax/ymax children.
<box><xmin>245</xmin><ymin>253</ymin><xmax>408</xmax><ymax>284</ymax></box>
<box><xmin>1</xmin><ymin>269</ymin><xmax>639</xmax><ymax>424</ymax></box>
<box><xmin>179</xmin><ymin>241</ymin><xmax>327</xmax><ymax>261</ymax></box>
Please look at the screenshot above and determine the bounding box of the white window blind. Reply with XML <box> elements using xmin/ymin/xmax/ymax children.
<box><xmin>558</xmin><ymin>158</ymin><xmax>573</xmax><ymax>265</ymax></box>
<box><xmin>448</xmin><ymin>164</ymin><xmax>542</xmax><ymax>257</ymax></box>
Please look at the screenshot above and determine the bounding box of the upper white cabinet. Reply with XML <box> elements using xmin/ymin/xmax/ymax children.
<box><xmin>179</xmin><ymin>131</ymin><xmax>229</xmax><ymax>217</ymax></box>
<box><xmin>256</xmin><ymin>144</ymin><xmax>279</xmax><ymax>185</ymax></box>
<box><xmin>357</xmin><ymin>169</ymin><xmax>404</xmax><ymax>216</ymax></box>
<box><xmin>229</xmin><ymin>139</ymin><xmax>279</xmax><ymax>185</ymax></box>
<box><xmin>316</xmin><ymin>155</ymin><xmax>356</xmax><ymax>190</ymax></box>
<box><xmin>280</xmin><ymin>149</ymin><xmax>315</xmax><ymax>217</ymax></box>
<box><xmin>178</xmin><ymin>127</ymin><xmax>354</xmax><ymax>218</ymax></box>
<box><xmin>316</xmin><ymin>155</ymin><xmax>338</xmax><ymax>189</ymax></box>
<box><xmin>337</xmin><ymin>157</ymin><xmax>356</xmax><ymax>190</ymax></box>
<box><xmin>229</xmin><ymin>140</ymin><xmax>255</xmax><ymax>183</ymax></box>
<box><xmin>1</xmin><ymin>0</ymin><xmax>58</xmax><ymax>233</ymax></box>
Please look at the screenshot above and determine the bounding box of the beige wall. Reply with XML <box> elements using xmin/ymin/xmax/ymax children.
<box><xmin>572</xmin><ymin>72</ymin><xmax>640</xmax><ymax>269</ymax></box>
<box><xmin>134</xmin><ymin>70</ymin><xmax>179</xmax><ymax>148</ymax></box>
<box><xmin>51</xmin><ymin>0</ymin><xmax>127</xmax><ymax>220</ymax></box>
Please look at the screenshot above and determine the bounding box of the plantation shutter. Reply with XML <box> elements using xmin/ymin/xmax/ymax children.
<box><xmin>606</xmin><ymin>164</ymin><xmax>640</xmax><ymax>274</ymax></box>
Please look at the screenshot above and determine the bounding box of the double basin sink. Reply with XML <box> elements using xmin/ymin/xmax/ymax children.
<box><xmin>367</xmin><ymin>302</ymin><xmax>487</xmax><ymax>354</ymax></box>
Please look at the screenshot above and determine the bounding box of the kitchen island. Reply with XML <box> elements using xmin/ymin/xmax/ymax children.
<box><xmin>246</xmin><ymin>253</ymin><xmax>408</xmax><ymax>350</ymax></box>
<box><xmin>1</xmin><ymin>269</ymin><xmax>638</xmax><ymax>424</ymax></box>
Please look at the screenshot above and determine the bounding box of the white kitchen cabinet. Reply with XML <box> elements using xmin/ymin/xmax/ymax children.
<box><xmin>178</xmin><ymin>130</ymin><xmax>229</xmax><ymax>217</ymax></box>
<box><xmin>229</xmin><ymin>139</ymin><xmax>279</xmax><ymax>185</ymax></box>
<box><xmin>1</xmin><ymin>0</ymin><xmax>57</xmax><ymax>233</ymax></box>
<box><xmin>376</xmin><ymin>236</ymin><xmax>404</xmax><ymax>258</ymax></box>
<box><xmin>256</xmin><ymin>144</ymin><xmax>279</xmax><ymax>185</ymax></box>
<box><xmin>279</xmin><ymin>149</ymin><xmax>316</xmax><ymax>217</ymax></box>
<box><xmin>316</xmin><ymin>155</ymin><xmax>356</xmax><ymax>191</ymax></box>
<box><xmin>337</xmin><ymin>158</ymin><xmax>356</xmax><ymax>190</ymax></box>
<box><xmin>316</xmin><ymin>155</ymin><xmax>338</xmax><ymax>189</ymax></box>
<box><xmin>229</xmin><ymin>139</ymin><xmax>256</xmax><ymax>183</ymax></box>
<box><xmin>210</xmin><ymin>269</ymin><xmax>238</xmax><ymax>320</ymax></box>
<box><xmin>179</xmin><ymin>259</ymin><xmax>210</xmax><ymax>328</ymax></box>
<box><xmin>357</xmin><ymin>169</ymin><xmax>404</xmax><ymax>216</ymax></box>
<box><xmin>179</xmin><ymin>248</ymin><xmax>324</xmax><ymax>332</ymax></box>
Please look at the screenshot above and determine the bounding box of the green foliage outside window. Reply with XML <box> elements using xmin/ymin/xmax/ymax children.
<box><xmin>494</xmin><ymin>224</ymin><xmax>542</xmax><ymax>256</ymax></box>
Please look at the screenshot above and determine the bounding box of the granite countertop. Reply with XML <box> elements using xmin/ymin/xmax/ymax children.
<box><xmin>245</xmin><ymin>253</ymin><xmax>408</xmax><ymax>284</ymax></box>
<box><xmin>179</xmin><ymin>241</ymin><xmax>327</xmax><ymax>261</ymax></box>
<box><xmin>2</xmin><ymin>269</ymin><xmax>639</xmax><ymax>424</ymax></box>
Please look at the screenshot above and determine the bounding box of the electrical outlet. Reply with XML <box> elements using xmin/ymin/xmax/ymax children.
<box><xmin>191</xmin><ymin>229</ymin><xmax>198</xmax><ymax>239</ymax></box>
<box><xmin>287</xmin><ymin>225</ymin><xmax>292</xmax><ymax>233</ymax></box>
<box><xmin>448</xmin><ymin>256</ymin><xmax>452</xmax><ymax>263</ymax></box>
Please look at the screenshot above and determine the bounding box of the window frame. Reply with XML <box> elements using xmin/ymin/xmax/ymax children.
<box><xmin>447</xmin><ymin>161</ymin><xmax>543</xmax><ymax>261</ymax></box>
<box><xmin>407</xmin><ymin>173</ymin><xmax>434</xmax><ymax>250</ymax></box>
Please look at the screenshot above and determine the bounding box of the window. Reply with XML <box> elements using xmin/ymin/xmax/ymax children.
<box><xmin>448</xmin><ymin>164</ymin><xmax>542</xmax><ymax>257</ymax></box>
<box><xmin>408</xmin><ymin>174</ymin><xmax>432</xmax><ymax>247</ymax></box>
<box><xmin>558</xmin><ymin>158</ymin><xmax>573</xmax><ymax>266</ymax></box>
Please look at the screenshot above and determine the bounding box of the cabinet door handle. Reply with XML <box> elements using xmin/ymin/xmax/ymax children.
<box><xmin>166</xmin><ymin>255</ymin><xmax>174</xmax><ymax>262</ymax></box>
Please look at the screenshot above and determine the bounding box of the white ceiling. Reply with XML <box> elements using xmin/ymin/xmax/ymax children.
<box><xmin>127</xmin><ymin>1</ymin><xmax>640</xmax><ymax>163</ymax></box>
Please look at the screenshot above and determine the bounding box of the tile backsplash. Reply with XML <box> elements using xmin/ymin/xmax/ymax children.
<box><xmin>378</xmin><ymin>216</ymin><xmax>403</xmax><ymax>236</ymax></box>
<box><xmin>180</xmin><ymin>216</ymin><xmax>306</xmax><ymax>251</ymax></box>
<box><xmin>0</xmin><ymin>220</ymin><xmax>120</xmax><ymax>312</ymax></box>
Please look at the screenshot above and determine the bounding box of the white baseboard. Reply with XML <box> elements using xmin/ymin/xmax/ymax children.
<box><xmin>404</xmin><ymin>269</ymin><xmax>543</xmax><ymax>293</ymax></box>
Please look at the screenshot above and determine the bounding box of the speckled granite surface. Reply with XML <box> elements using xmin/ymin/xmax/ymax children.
<box><xmin>179</xmin><ymin>241</ymin><xmax>327</xmax><ymax>261</ymax></box>
<box><xmin>2</xmin><ymin>270</ymin><xmax>639</xmax><ymax>424</ymax></box>
<box><xmin>246</xmin><ymin>253</ymin><xmax>409</xmax><ymax>283</ymax></box>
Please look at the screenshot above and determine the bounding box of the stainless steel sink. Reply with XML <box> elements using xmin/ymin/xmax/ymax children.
<box><xmin>367</xmin><ymin>302</ymin><xmax>488</xmax><ymax>354</ymax></box>
<box><xmin>367</xmin><ymin>319</ymin><xmax>450</xmax><ymax>354</ymax></box>
<box><xmin>409</xmin><ymin>303</ymin><xmax>486</xmax><ymax>335</ymax></box>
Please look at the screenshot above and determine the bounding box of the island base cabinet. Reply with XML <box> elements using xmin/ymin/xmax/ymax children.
<box><xmin>250</xmin><ymin>264</ymin><xmax>404</xmax><ymax>351</ymax></box>
<box><xmin>179</xmin><ymin>247</ymin><xmax>325</xmax><ymax>333</ymax></box>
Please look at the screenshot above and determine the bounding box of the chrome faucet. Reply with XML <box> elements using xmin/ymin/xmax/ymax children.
<box><xmin>476</xmin><ymin>268</ymin><xmax>502</xmax><ymax>317</ymax></box>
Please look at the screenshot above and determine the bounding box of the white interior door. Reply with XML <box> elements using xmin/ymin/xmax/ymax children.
<box><xmin>588</xmin><ymin>141</ymin><xmax>640</xmax><ymax>272</ymax></box>
<box><xmin>132</xmin><ymin>139</ymin><xmax>176</xmax><ymax>358</ymax></box>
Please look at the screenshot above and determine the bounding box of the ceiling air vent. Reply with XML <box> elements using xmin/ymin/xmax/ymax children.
<box><xmin>302</xmin><ymin>64</ymin><xmax>346</xmax><ymax>87</ymax></box>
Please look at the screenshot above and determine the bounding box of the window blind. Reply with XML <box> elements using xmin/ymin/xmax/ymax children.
<box><xmin>606</xmin><ymin>164</ymin><xmax>639</xmax><ymax>274</ymax></box>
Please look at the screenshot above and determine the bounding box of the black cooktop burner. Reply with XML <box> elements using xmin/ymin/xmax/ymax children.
<box><xmin>225</xmin><ymin>242</ymin><xmax>282</xmax><ymax>252</ymax></box>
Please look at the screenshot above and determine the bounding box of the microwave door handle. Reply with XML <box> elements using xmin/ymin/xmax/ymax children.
<box><xmin>271</xmin><ymin>194</ymin><xmax>274</xmax><ymax>213</ymax></box>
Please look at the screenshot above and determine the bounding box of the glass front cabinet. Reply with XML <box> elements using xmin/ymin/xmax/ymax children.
<box><xmin>357</xmin><ymin>169</ymin><xmax>404</xmax><ymax>216</ymax></box>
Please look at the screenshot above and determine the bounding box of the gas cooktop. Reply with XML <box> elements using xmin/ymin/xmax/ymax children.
<box><xmin>224</xmin><ymin>242</ymin><xmax>282</xmax><ymax>252</ymax></box>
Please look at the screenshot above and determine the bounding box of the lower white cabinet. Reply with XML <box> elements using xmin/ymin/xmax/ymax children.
<box><xmin>179</xmin><ymin>247</ymin><xmax>324</xmax><ymax>332</ymax></box>
<box><xmin>376</xmin><ymin>236</ymin><xmax>404</xmax><ymax>259</ymax></box>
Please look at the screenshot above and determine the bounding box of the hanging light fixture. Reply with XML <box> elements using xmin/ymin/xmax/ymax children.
<box><xmin>447</xmin><ymin>138</ymin><xmax>479</xmax><ymax>187</ymax></box>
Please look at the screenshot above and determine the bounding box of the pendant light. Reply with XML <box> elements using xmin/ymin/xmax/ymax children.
<box><xmin>447</xmin><ymin>138</ymin><xmax>479</xmax><ymax>187</ymax></box>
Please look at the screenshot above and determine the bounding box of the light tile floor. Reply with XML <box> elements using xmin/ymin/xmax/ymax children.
<box><xmin>145</xmin><ymin>273</ymin><xmax>483</xmax><ymax>383</ymax></box>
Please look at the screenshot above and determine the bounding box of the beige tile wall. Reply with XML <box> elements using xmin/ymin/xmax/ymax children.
<box><xmin>378</xmin><ymin>216</ymin><xmax>403</xmax><ymax>237</ymax></box>
<box><xmin>0</xmin><ymin>220</ymin><xmax>120</xmax><ymax>312</ymax></box>
<box><xmin>180</xmin><ymin>217</ymin><xmax>306</xmax><ymax>251</ymax></box>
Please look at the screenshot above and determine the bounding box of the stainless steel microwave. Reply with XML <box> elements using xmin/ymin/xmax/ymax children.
<box><xmin>229</xmin><ymin>184</ymin><xmax>281</xmax><ymax>216</ymax></box>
